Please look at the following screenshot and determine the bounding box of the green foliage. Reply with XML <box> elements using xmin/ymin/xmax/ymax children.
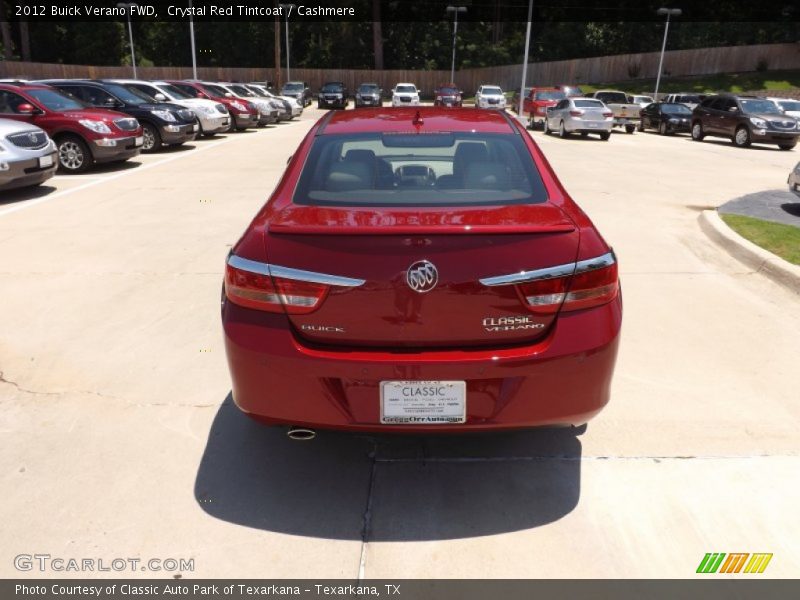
<box><xmin>720</xmin><ymin>214</ymin><xmax>800</xmax><ymax>266</ymax></box>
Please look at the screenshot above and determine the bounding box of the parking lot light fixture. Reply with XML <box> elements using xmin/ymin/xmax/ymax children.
<box><xmin>654</xmin><ymin>7</ymin><xmax>682</xmax><ymax>100</ymax></box>
<box><xmin>446</xmin><ymin>5</ymin><xmax>467</xmax><ymax>84</ymax></box>
<box><xmin>116</xmin><ymin>2</ymin><xmax>138</xmax><ymax>78</ymax></box>
<box><xmin>279</xmin><ymin>4</ymin><xmax>296</xmax><ymax>81</ymax></box>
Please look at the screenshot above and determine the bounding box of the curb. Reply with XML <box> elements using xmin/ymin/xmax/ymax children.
<box><xmin>699</xmin><ymin>210</ymin><xmax>800</xmax><ymax>295</ymax></box>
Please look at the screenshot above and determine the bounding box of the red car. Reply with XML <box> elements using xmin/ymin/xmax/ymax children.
<box><xmin>0</xmin><ymin>82</ymin><xmax>143</xmax><ymax>173</ymax></box>
<box><xmin>433</xmin><ymin>83</ymin><xmax>463</xmax><ymax>107</ymax></box>
<box><xmin>166</xmin><ymin>80</ymin><xmax>259</xmax><ymax>131</ymax></box>
<box><xmin>222</xmin><ymin>108</ymin><xmax>621</xmax><ymax>436</ymax></box>
<box><xmin>524</xmin><ymin>87</ymin><xmax>566</xmax><ymax>129</ymax></box>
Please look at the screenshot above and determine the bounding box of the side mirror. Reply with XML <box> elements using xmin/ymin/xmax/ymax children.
<box><xmin>16</xmin><ymin>103</ymin><xmax>38</xmax><ymax>114</ymax></box>
<box><xmin>104</xmin><ymin>97</ymin><xmax>119</xmax><ymax>107</ymax></box>
<box><xmin>224</xmin><ymin>92</ymin><xmax>233</xmax><ymax>98</ymax></box>
<box><xmin>728</xmin><ymin>106</ymin><xmax>739</xmax><ymax>113</ymax></box>
<box><xmin>153</xmin><ymin>93</ymin><xmax>167</xmax><ymax>102</ymax></box>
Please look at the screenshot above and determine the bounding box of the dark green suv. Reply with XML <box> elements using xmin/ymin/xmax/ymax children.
<box><xmin>691</xmin><ymin>94</ymin><xmax>799</xmax><ymax>150</ymax></box>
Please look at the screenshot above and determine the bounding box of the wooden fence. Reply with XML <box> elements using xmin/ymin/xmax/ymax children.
<box><xmin>2</xmin><ymin>42</ymin><xmax>799</xmax><ymax>95</ymax></box>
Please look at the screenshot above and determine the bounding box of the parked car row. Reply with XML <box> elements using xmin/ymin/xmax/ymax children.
<box><xmin>0</xmin><ymin>77</ymin><xmax>303</xmax><ymax>189</ymax></box>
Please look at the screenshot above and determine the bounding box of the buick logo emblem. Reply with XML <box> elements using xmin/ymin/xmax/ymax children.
<box><xmin>406</xmin><ymin>260</ymin><xmax>438</xmax><ymax>293</ymax></box>
<box><xmin>28</xmin><ymin>133</ymin><xmax>38</xmax><ymax>143</ymax></box>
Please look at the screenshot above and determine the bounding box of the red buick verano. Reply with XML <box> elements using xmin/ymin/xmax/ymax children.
<box><xmin>222</xmin><ymin>107</ymin><xmax>622</xmax><ymax>436</ymax></box>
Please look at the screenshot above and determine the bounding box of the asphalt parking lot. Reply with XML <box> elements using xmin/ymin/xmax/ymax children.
<box><xmin>1</xmin><ymin>107</ymin><xmax>799</xmax><ymax>578</ymax></box>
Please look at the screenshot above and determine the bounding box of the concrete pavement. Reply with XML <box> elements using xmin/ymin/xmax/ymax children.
<box><xmin>0</xmin><ymin>111</ymin><xmax>798</xmax><ymax>579</ymax></box>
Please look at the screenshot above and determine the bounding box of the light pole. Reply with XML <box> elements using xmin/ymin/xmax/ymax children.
<box><xmin>280</xmin><ymin>4</ymin><xmax>296</xmax><ymax>81</ymax></box>
<box><xmin>188</xmin><ymin>0</ymin><xmax>197</xmax><ymax>79</ymax></box>
<box><xmin>518</xmin><ymin>0</ymin><xmax>533</xmax><ymax>117</ymax></box>
<box><xmin>446</xmin><ymin>5</ymin><xmax>467</xmax><ymax>84</ymax></box>
<box><xmin>654</xmin><ymin>7</ymin><xmax>682</xmax><ymax>100</ymax></box>
<box><xmin>116</xmin><ymin>3</ymin><xmax>138</xmax><ymax>78</ymax></box>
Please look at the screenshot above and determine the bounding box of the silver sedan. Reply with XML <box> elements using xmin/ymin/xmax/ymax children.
<box><xmin>544</xmin><ymin>98</ymin><xmax>614</xmax><ymax>140</ymax></box>
<box><xmin>0</xmin><ymin>118</ymin><xmax>58</xmax><ymax>191</ymax></box>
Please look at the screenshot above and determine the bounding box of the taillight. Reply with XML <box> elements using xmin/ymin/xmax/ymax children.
<box><xmin>509</xmin><ymin>252</ymin><xmax>619</xmax><ymax>314</ymax></box>
<box><xmin>224</xmin><ymin>255</ymin><xmax>365</xmax><ymax>314</ymax></box>
<box><xmin>569</xmin><ymin>109</ymin><xmax>584</xmax><ymax>117</ymax></box>
<box><xmin>602</xmin><ymin>111</ymin><xmax>614</xmax><ymax>118</ymax></box>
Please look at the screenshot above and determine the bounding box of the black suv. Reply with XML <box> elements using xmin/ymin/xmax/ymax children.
<box><xmin>318</xmin><ymin>82</ymin><xmax>348</xmax><ymax>110</ymax></box>
<box><xmin>280</xmin><ymin>81</ymin><xmax>312</xmax><ymax>107</ymax></box>
<box><xmin>691</xmin><ymin>94</ymin><xmax>799</xmax><ymax>150</ymax></box>
<box><xmin>38</xmin><ymin>79</ymin><xmax>198</xmax><ymax>152</ymax></box>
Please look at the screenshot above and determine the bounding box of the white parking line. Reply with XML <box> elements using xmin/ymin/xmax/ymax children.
<box><xmin>0</xmin><ymin>121</ymin><xmax>307</xmax><ymax>219</ymax></box>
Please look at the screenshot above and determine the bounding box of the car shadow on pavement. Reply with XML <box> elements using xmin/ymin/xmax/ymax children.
<box><xmin>782</xmin><ymin>203</ymin><xmax>800</xmax><ymax>217</ymax></box>
<box><xmin>0</xmin><ymin>184</ymin><xmax>57</xmax><ymax>206</ymax></box>
<box><xmin>194</xmin><ymin>394</ymin><xmax>582</xmax><ymax>541</ymax></box>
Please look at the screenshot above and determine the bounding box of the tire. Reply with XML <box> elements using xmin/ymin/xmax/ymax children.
<box><xmin>625</xmin><ymin>124</ymin><xmax>635</xmax><ymax>134</ymax></box>
<box><xmin>691</xmin><ymin>121</ymin><xmax>705</xmax><ymax>141</ymax></box>
<box><xmin>600</xmin><ymin>132</ymin><xmax>610</xmax><ymax>141</ymax></box>
<box><xmin>141</xmin><ymin>122</ymin><xmax>162</xmax><ymax>152</ymax></box>
<box><xmin>543</xmin><ymin>119</ymin><xmax>551</xmax><ymax>135</ymax></box>
<box><xmin>317</xmin><ymin>102</ymin><xmax>322</xmax><ymax>109</ymax></box>
<box><xmin>778</xmin><ymin>142</ymin><xmax>796</xmax><ymax>151</ymax></box>
<box><xmin>559</xmin><ymin>121</ymin><xmax>568</xmax><ymax>138</ymax></box>
<box><xmin>733</xmin><ymin>126</ymin><xmax>751</xmax><ymax>148</ymax></box>
<box><xmin>56</xmin><ymin>134</ymin><xmax>92</xmax><ymax>173</ymax></box>
<box><xmin>659</xmin><ymin>121</ymin><xmax>668</xmax><ymax>136</ymax></box>
<box><xmin>580</xmin><ymin>132</ymin><xmax>588</xmax><ymax>137</ymax></box>
<box><xmin>637</xmin><ymin>119</ymin><xmax>645</xmax><ymax>132</ymax></box>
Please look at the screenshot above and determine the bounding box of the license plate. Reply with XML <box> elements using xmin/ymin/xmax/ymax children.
<box><xmin>380</xmin><ymin>381</ymin><xmax>466</xmax><ymax>424</ymax></box>
<box><xmin>135</xmin><ymin>136</ymin><xmax>144</xmax><ymax>147</ymax></box>
<box><xmin>38</xmin><ymin>155</ymin><xmax>54</xmax><ymax>168</ymax></box>
<box><xmin>588</xmin><ymin>122</ymin><xmax>598</xmax><ymax>128</ymax></box>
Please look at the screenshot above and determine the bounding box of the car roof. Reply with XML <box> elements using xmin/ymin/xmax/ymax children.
<box><xmin>0</xmin><ymin>82</ymin><xmax>52</xmax><ymax>91</ymax></box>
<box><xmin>395</xmin><ymin>82</ymin><xmax>416</xmax><ymax>86</ymax></box>
<box><xmin>320</xmin><ymin>107</ymin><xmax>515</xmax><ymax>135</ymax></box>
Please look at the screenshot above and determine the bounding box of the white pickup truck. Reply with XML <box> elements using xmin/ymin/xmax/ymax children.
<box><xmin>586</xmin><ymin>90</ymin><xmax>641</xmax><ymax>133</ymax></box>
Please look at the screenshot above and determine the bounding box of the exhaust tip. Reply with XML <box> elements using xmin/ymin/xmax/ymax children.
<box><xmin>287</xmin><ymin>427</ymin><xmax>316</xmax><ymax>441</ymax></box>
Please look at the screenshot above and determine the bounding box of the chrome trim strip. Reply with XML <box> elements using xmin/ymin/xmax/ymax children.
<box><xmin>479</xmin><ymin>251</ymin><xmax>615</xmax><ymax>287</ymax></box>
<box><xmin>227</xmin><ymin>254</ymin><xmax>365</xmax><ymax>287</ymax></box>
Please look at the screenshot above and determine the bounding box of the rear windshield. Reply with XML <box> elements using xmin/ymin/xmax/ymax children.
<box><xmin>534</xmin><ymin>90</ymin><xmax>565</xmax><ymax>101</ymax></box>
<box><xmin>594</xmin><ymin>92</ymin><xmax>628</xmax><ymax>104</ymax></box>
<box><xmin>26</xmin><ymin>88</ymin><xmax>85</xmax><ymax>111</ymax></box>
<box><xmin>293</xmin><ymin>133</ymin><xmax>547</xmax><ymax>207</ymax></box>
<box><xmin>574</xmin><ymin>99</ymin><xmax>604</xmax><ymax>108</ymax></box>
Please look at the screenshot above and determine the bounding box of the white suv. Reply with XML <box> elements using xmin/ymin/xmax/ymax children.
<box><xmin>475</xmin><ymin>85</ymin><xmax>506</xmax><ymax>109</ymax></box>
<box><xmin>392</xmin><ymin>83</ymin><xmax>420</xmax><ymax>107</ymax></box>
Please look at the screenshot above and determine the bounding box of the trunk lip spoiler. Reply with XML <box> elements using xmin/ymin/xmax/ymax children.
<box><xmin>479</xmin><ymin>251</ymin><xmax>616</xmax><ymax>287</ymax></box>
<box><xmin>227</xmin><ymin>255</ymin><xmax>366</xmax><ymax>288</ymax></box>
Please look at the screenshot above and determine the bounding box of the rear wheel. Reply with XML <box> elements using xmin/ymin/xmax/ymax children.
<box><xmin>141</xmin><ymin>122</ymin><xmax>162</xmax><ymax>152</ymax></box>
<box><xmin>691</xmin><ymin>121</ymin><xmax>705</xmax><ymax>141</ymax></box>
<box><xmin>559</xmin><ymin>121</ymin><xmax>568</xmax><ymax>138</ymax></box>
<box><xmin>543</xmin><ymin>119</ymin><xmax>551</xmax><ymax>135</ymax></box>
<box><xmin>778</xmin><ymin>142</ymin><xmax>796</xmax><ymax>151</ymax></box>
<box><xmin>56</xmin><ymin>134</ymin><xmax>92</xmax><ymax>173</ymax></box>
<box><xmin>599</xmin><ymin>132</ymin><xmax>610</xmax><ymax>141</ymax></box>
<box><xmin>580</xmin><ymin>132</ymin><xmax>588</xmax><ymax>137</ymax></box>
<box><xmin>659</xmin><ymin>121</ymin><xmax>668</xmax><ymax>136</ymax></box>
<box><xmin>733</xmin><ymin>126</ymin><xmax>751</xmax><ymax>148</ymax></box>
<box><xmin>637</xmin><ymin>119</ymin><xmax>645</xmax><ymax>132</ymax></box>
<box><xmin>625</xmin><ymin>125</ymin><xmax>635</xmax><ymax>134</ymax></box>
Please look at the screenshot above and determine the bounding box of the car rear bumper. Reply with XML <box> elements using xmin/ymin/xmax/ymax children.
<box><xmin>0</xmin><ymin>152</ymin><xmax>58</xmax><ymax>190</ymax></box>
<box><xmin>222</xmin><ymin>296</ymin><xmax>622</xmax><ymax>432</ymax></box>
<box><xmin>565</xmin><ymin>118</ymin><xmax>614</xmax><ymax>133</ymax></box>
<box><xmin>92</xmin><ymin>136</ymin><xmax>143</xmax><ymax>162</ymax></box>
